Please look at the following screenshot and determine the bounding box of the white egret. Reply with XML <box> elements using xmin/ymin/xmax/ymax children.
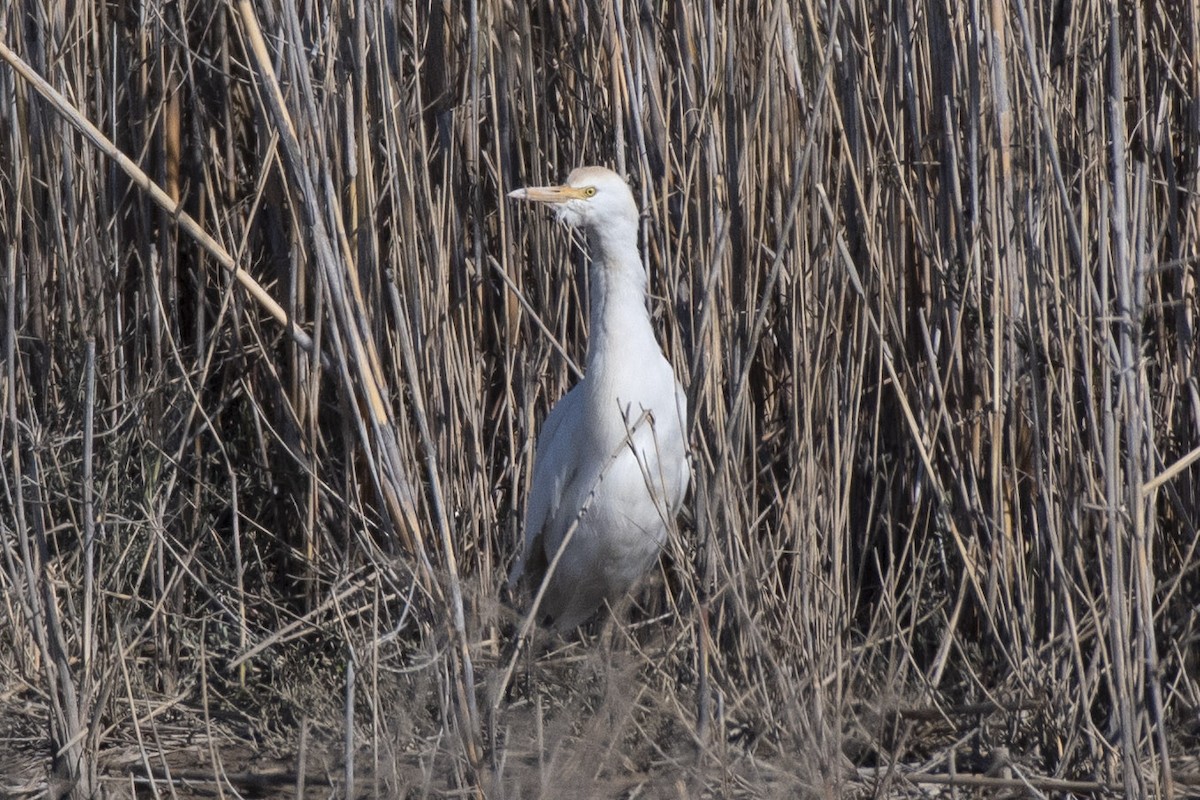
<box><xmin>506</xmin><ymin>166</ymin><xmax>690</xmax><ymax>631</ymax></box>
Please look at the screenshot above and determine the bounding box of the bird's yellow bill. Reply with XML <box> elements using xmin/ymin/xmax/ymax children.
<box><xmin>508</xmin><ymin>185</ymin><xmax>589</xmax><ymax>203</ymax></box>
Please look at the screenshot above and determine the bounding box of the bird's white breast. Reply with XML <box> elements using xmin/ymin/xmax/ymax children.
<box><xmin>549</xmin><ymin>351</ymin><xmax>688</xmax><ymax>583</ymax></box>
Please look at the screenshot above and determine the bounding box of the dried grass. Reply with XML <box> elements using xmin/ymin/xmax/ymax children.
<box><xmin>1</xmin><ymin>0</ymin><xmax>1198</xmax><ymax>797</ymax></box>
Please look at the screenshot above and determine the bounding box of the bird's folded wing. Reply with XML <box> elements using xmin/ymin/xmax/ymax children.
<box><xmin>507</xmin><ymin>385</ymin><xmax>585</xmax><ymax>587</ymax></box>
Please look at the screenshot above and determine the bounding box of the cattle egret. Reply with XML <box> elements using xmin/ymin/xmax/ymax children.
<box><xmin>506</xmin><ymin>166</ymin><xmax>690</xmax><ymax>631</ymax></box>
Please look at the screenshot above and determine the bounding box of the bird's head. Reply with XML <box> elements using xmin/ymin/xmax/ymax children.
<box><xmin>508</xmin><ymin>166</ymin><xmax>638</xmax><ymax>235</ymax></box>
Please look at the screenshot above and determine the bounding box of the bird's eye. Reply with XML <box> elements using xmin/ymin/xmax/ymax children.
<box><xmin>583</xmin><ymin>186</ymin><xmax>597</xmax><ymax>197</ymax></box>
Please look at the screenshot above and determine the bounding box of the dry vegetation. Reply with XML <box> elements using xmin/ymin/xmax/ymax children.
<box><xmin>2</xmin><ymin>0</ymin><xmax>1199</xmax><ymax>797</ymax></box>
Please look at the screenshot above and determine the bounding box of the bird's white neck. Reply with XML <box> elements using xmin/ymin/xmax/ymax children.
<box><xmin>583</xmin><ymin>228</ymin><xmax>659</xmax><ymax>374</ymax></box>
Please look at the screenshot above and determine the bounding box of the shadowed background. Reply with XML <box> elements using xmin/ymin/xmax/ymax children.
<box><xmin>1</xmin><ymin>0</ymin><xmax>1197</xmax><ymax>796</ymax></box>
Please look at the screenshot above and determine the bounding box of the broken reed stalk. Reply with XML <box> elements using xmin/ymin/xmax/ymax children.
<box><xmin>0</xmin><ymin>41</ymin><xmax>317</xmax><ymax>358</ymax></box>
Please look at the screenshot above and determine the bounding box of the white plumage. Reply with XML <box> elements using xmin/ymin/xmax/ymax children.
<box><xmin>507</xmin><ymin>166</ymin><xmax>690</xmax><ymax>631</ymax></box>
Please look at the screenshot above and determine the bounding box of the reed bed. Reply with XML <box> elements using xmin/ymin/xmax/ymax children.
<box><xmin>1</xmin><ymin>0</ymin><xmax>1197</xmax><ymax>797</ymax></box>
